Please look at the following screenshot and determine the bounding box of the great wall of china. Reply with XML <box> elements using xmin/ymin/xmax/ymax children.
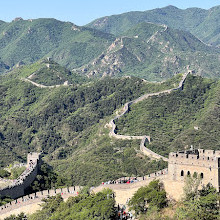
<box><xmin>0</xmin><ymin>186</ymin><xmax>81</xmax><ymax>219</ymax></box>
<box><xmin>0</xmin><ymin>169</ymin><xmax>166</xmax><ymax>219</ymax></box>
<box><xmin>21</xmin><ymin>77</ymin><xmax>71</xmax><ymax>88</ymax></box>
<box><xmin>109</xmin><ymin>71</ymin><xmax>189</xmax><ymax>161</ymax></box>
<box><xmin>0</xmin><ymin>153</ymin><xmax>42</xmax><ymax>200</ymax></box>
<box><xmin>0</xmin><ymin>71</ymin><xmax>193</xmax><ymax>218</ymax></box>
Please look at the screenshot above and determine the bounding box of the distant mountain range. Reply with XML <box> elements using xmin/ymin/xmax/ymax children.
<box><xmin>0</xmin><ymin>5</ymin><xmax>219</xmax><ymax>81</ymax></box>
<box><xmin>74</xmin><ymin>22</ymin><xmax>219</xmax><ymax>80</ymax></box>
<box><xmin>0</xmin><ymin>18</ymin><xmax>114</xmax><ymax>74</ymax></box>
<box><xmin>87</xmin><ymin>5</ymin><xmax>220</xmax><ymax>47</ymax></box>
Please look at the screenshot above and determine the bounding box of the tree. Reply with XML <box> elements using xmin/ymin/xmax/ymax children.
<box><xmin>29</xmin><ymin>194</ymin><xmax>63</xmax><ymax>220</ymax></box>
<box><xmin>0</xmin><ymin>169</ymin><xmax>10</xmax><ymax>178</ymax></box>
<box><xmin>4</xmin><ymin>212</ymin><xmax>26</xmax><ymax>220</ymax></box>
<box><xmin>176</xmin><ymin>181</ymin><xmax>220</xmax><ymax>220</ymax></box>
<box><xmin>128</xmin><ymin>180</ymin><xmax>167</xmax><ymax>215</ymax></box>
<box><xmin>29</xmin><ymin>188</ymin><xmax>117</xmax><ymax>220</ymax></box>
<box><xmin>183</xmin><ymin>175</ymin><xmax>201</xmax><ymax>201</ymax></box>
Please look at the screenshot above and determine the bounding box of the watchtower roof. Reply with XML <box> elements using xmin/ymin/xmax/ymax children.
<box><xmin>169</xmin><ymin>149</ymin><xmax>220</xmax><ymax>160</ymax></box>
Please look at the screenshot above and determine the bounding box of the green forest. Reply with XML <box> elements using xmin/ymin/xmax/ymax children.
<box><xmin>116</xmin><ymin>75</ymin><xmax>220</xmax><ymax>156</ymax></box>
<box><xmin>0</xmin><ymin>5</ymin><xmax>220</xmax><ymax>219</ymax></box>
<box><xmin>0</xmin><ymin>65</ymin><xmax>180</xmax><ymax>186</ymax></box>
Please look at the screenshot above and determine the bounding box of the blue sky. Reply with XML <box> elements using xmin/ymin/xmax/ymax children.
<box><xmin>1</xmin><ymin>0</ymin><xmax>220</xmax><ymax>25</ymax></box>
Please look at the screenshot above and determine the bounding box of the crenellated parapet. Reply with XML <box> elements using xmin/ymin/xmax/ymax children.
<box><xmin>0</xmin><ymin>152</ymin><xmax>42</xmax><ymax>199</ymax></box>
<box><xmin>169</xmin><ymin>149</ymin><xmax>220</xmax><ymax>168</ymax></box>
<box><xmin>168</xmin><ymin>149</ymin><xmax>220</xmax><ymax>192</ymax></box>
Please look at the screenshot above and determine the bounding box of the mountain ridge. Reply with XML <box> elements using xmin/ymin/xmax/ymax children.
<box><xmin>0</xmin><ymin>7</ymin><xmax>219</xmax><ymax>80</ymax></box>
<box><xmin>74</xmin><ymin>22</ymin><xmax>220</xmax><ymax>80</ymax></box>
<box><xmin>87</xmin><ymin>5</ymin><xmax>220</xmax><ymax>47</ymax></box>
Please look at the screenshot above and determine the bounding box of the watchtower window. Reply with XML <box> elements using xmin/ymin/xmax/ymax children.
<box><xmin>181</xmin><ymin>170</ymin><xmax>184</xmax><ymax>176</ymax></box>
<box><xmin>200</xmin><ymin>173</ymin><xmax>204</xmax><ymax>179</ymax></box>
<box><xmin>208</xmin><ymin>157</ymin><xmax>210</xmax><ymax>160</ymax></box>
<box><xmin>193</xmin><ymin>172</ymin><xmax>198</xmax><ymax>178</ymax></box>
<box><xmin>187</xmin><ymin>171</ymin><xmax>191</xmax><ymax>176</ymax></box>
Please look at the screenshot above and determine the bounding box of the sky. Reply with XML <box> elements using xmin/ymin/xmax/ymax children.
<box><xmin>0</xmin><ymin>0</ymin><xmax>220</xmax><ymax>25</ymax></box>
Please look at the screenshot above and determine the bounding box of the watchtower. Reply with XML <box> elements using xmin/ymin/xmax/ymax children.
<box><xmin>168</xmin><ymin>149</ymin><xmax>220</xmax><ymax>191</ymax></box>
<box><xmin>27</xmin><ymin>152</ymin><xmax>42</xmax><ymax>167</ymax></box>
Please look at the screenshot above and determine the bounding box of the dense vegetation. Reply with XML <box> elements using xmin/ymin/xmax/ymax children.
<box><xmin>76</xmin><ymin>22</ymin><xmax>220</xmax><ymax>80</ymax></box>
<box><xmin>116</xmin><ymin>75</ymin><xmax>220</xmax><ymax>156</ymax></box>
<box><xmin>128</xmin><ymin>178</ymin><xmax>219</xmax><ymax>220</ymax></box>
<box><xmin>23</xmin><ymin>59</ymin><xmax>88</xmax><ymax>86</ymax></box>
<box><xmin>25</xmin><ymin>163</ymin><xmax>66</xmax><ymax>194</ymax></box>
<box><xmin>87</xmin><ymin>5</ymin><xmax>220</xmax><ymax>47</ymax></box>
<box><xmin>0</xmin><ymin>69</ymin><xmax>179</xmax><ymax>185</ymax></box>
<box><xmin>1</xmin><ymin>7</ymin><xmax>220</xmax><ymax>219</ymax></box>
<box><xmin>0</xmin><ymin>16</ymin><xmax>219</xmax><ymax>80</ymax></box>
<box><xmin>29</xmin><ymin>188</ymin><xmax>116</xmax><ymax>220</ymax></box>
<box><xmin>128</xmin><ymin>180</ymin><xmax>167</xmax><ymax>215</ymax></box>
<box><xmin>0</xmin><ymin>18</ymin><xmax>114</xmax><ymax>71</ymax></box>
<box><xmin>1</xmin><ymin>70</ymin><xmax>220</xmax><ymax>186</ymax></box>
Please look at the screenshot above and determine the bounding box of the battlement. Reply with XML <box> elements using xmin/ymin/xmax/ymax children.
<box><xmin>168</xmin><ymin>149</ymin><xmax>220</xmax><ymax>192</ymax></box>
<box><xmin>0</xmin><ymin>152</ymin><xmax>42</xmax><ymax>199</ymax></box>
<box><xmin>27</xmin><ymin>152</ymin><xmax>41</xmax><ymax>167</ymax></box>
<box><xmin>169</xmin><ymin>149</ymin><xmax>220</xmax><ymax>165</ymax></box>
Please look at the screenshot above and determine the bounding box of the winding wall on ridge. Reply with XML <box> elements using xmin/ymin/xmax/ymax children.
<box><xmin>109</xmin><ymin>72</ymin><xmax>189</xmax><ymax>161</ymax></box>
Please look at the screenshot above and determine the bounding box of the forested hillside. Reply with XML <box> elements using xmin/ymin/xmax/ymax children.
<box><xmin>87</xmin><ymin>5</ymin><xmax>220</xmax><ymax>47</ymax></box>
<box><xmin>0</xmin><ymin>5</ymin><xmax>220</xmax><ymax>189</ymax></box>
<box><xmin>74</xmin><ymin>22</ymin><xmax>220</xmax><ymax>80</ymax></box>
<box><xmin>0</xmin><ymin>65</ymin><xmax>181</xmax><ymax>184</ymax></box>
<box><xmin>0</xmin><ymin>17</ymin><xmax>219</xmax><ymax>80</ymax></box>
<box><xmin>1</xmin><ymin>66</ymin><xmax>220</xmax><ymax>186</ymax></box>
<box><xmin>0</xmin><ymin>18</ymin><xmax>114</xmax><ymax>71</ymax></box>
<box><xmin>116</xmin><ymin>75</ymin><xmax>220</xmax><ymax>156</ymax></box>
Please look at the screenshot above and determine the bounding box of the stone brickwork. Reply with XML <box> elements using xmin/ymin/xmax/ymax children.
<box><xmin>0</xmin><ymin>186</ymin><xmax>81</xmax><ymax>219</ymax></box>
<box><xmin>168</xmin><ymin>149</ymin><xmax>220</xmax><ymax>191</ymax></box>
<box><xmin>0</xmin><ymin>152</ymin><xmax>42</xmax><ymax>199</ymax></box>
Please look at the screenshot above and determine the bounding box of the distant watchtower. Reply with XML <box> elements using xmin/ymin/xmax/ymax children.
<box><xmin>168</xmin><ymin>149</ymin><xmax>220</xmax><ymax>191</ymax></box>
<box><xmin>27</xmin><ymin>152</ymin><xmax>42</xmax><ymax>167</ymax></box>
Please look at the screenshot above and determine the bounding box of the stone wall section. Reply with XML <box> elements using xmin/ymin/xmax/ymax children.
<box><xmin>0</xmin><ymin>153</ymin><xmax>42</xmax><ymax>199</ymax></box>
<box><xmin>168</xmin><ymin>149</ymin><xmax>220</xmax><ymax>191</ymax></box>
<box><xmin>109</xmin><ymin>72</ymin><xmax>189</xmax><ymax>161</ymax></box>
<box><xmin>0</xmin><ymin>186</ymin><xmax>81</xmax><ymax>219</ymax></box>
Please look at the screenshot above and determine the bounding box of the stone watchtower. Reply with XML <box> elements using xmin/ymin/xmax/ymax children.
<box><xmin>27</xmin><ymin>152</ymin><xmax>42</xmax><ymax>167</ymax></box>
<box><xmin>168</xmin><ymin>149</ymin><xmax>220</xmax><ymax>191</ymax></box>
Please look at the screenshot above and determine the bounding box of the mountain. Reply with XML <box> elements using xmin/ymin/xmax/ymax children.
<box><xmin>0</xmin><ymin>64</ymin><xmax>182</xmax><ymax>184</ymax></box>
<box><xmin>74</xmin><ymin>22</ymin><xmax>220</xmax><ymax>80</ymax></box>
<box><xmin>13</xmin><ymin>58</ymin><xmax>88</xmax><ymax>86</ymax></box>
<box><xmin>0</xmin><ymin>17</ymin><xmax>219</xmax><ymax>81</ymax></box>
<box><xmin>87</xmin><ymin>5</ymin><xmax>220</xmax><ymax>47</ymax></box>
<box><xmin>0</xmin><ymin>18</ymin><xmax>114</xmax><ymax>71</ymax></box>
<box><xmin>114</xmin><ymin>74</ymin><xmax>220</xmax><ymax>156</ymax></box>
<box><xmin>1</xmin><ymin>64</ymin><xmax>220</xmax><ymax>185</ymax></box>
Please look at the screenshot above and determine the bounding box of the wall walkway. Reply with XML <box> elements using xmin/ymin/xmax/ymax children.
<box><xmin>0</xmin><ymin>153</ymin><xmax>42</xmax><ymax>199</ymax></box>
<box><xmin>109</xmin><ymin>72</ymin><xmax>189</xmax><ymax>161</ymax></box>
<box><xmin>0</xmin><ymin>186</ymin><xmax>81</xmax><ymax>219</ymax></box>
